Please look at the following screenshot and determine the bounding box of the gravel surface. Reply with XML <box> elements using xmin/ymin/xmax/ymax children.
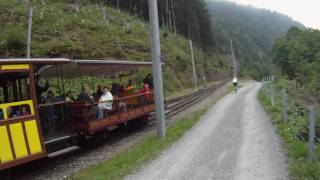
<box><xmin>125</xmin><ymin>82</ymin><xmax>288</xmax><ymax>180</ymax></box>
<box><xmin>12</xmin><ymin>83</ymin><xmax>230</xmax><ymax>180</ymax></box>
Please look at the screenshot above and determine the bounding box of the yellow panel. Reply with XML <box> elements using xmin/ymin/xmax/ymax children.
<box><xmin>1</xmin><ymin>64</ymin><xmax>29</xmax><ymax>70</ymax></box>
<box><xmin>25</xmin><ymin>120</ymin><xmax>42</xmax><ymax>155</ymax></box>
<box><xmin>0</xmin><ymin>126</ymin><xmax>14</xmax><ymax>163</ymax></box>
<box><xmin>9</xmin><ymin>123</ymin><xmax>28</xmax><ymax>159</ymax></box>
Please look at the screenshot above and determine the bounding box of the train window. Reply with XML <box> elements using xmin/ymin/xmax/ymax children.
<box><xmin>0</xmin><ymin>72</ymin><xmax>30</xmax><ymax>103</ymax></box>
<box><xmin>7</xmin><ymin>105</ymin><xmax>31</xmax><ymax>119</ymax></box>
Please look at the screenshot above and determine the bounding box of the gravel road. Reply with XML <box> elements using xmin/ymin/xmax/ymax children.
<box><xmin>126</xmin><ymin>82</ymin><xmax>289</xmax><ymax>180</ymax></box>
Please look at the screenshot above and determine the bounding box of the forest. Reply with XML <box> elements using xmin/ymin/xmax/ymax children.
<box><xmin>88</xmin><ymin>0</ymin><xmax>215</xmax><ymax>53</ymax></box>
<box><xmin>272</xmin><ymin>27</ymin><xmax>320</xmax><ymax>101</ymax></box>
<box><xmin>206</xmin><ymin>0</ymin><xmax>303</xmax><ymax>79</ymax></box>
<box><xmin>0</xmin><ymin>0</ymin><xmax>307</xmax><ymax>81</ymax></box>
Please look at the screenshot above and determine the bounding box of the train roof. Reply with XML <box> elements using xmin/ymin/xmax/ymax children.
<box><xmin>0</xmin><ymin>58</ymin><xmax>70</xmax><ymax>64</ymax></box>
<box><xmin>39</xmin><ymin>59</ymin><xmax>154</xmax><ymax>78</ymax></box>
<box><xmin>0</xmin><ymin>58</ymin><xmax>155</xmax><ymax>78</ymax></box>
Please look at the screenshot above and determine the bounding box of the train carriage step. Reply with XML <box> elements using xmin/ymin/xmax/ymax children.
<box><xmin>48</xmin><ymin>146</ymin><xmax>79</xmax><ymax>158</ymax></box>
<box><xmin>45</xmin><ymin>135</ymin><xmax>73</xmax><ymax>145</ymax></box>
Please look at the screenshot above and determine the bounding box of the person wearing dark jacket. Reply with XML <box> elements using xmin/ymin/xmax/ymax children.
<box><xmin>78</xmin><ymin>85</ymin><xmax>94</xmax><ymax>104</ymax></box>
<box><xmin>143</xmin><ymin>73</ymin><xmax>153</xmax><ymax>89</ymax></box>
<box><xmin>35</xmin><ymin>74</ymin><xmax>49</xmax><ymax>104</ymax></box>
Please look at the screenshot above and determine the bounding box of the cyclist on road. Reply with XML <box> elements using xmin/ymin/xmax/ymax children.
<box><xmin>233</xmin><ymin>77</ymin><xmax>238</xmax><ymax>92</ymax></box>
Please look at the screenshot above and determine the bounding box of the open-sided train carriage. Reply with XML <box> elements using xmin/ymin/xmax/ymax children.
<box><xmin>0</xmin><ymin>58</ymin><xmax>155</xmax><ymax>173</ymax></box>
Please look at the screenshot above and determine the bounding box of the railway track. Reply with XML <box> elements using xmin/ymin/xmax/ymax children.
<box><xmin>164</xmin><ymin>80</ymin><xmax>228</xmax><ymax>118</ymax></box>
<box><xmin>10</xmin><ymin>80</ymin><xmax>229</xmax><ymax>180</ymax></box>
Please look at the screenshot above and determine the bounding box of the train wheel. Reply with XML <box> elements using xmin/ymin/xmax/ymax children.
<box><xmin>0</xmin><ymin>168</ymin><xmax>12</xmax><ymax>180</ymax></box>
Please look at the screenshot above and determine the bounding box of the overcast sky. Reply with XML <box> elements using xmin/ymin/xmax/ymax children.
<box><xmin>222</xmin><ymin>0</ymin><xmax>320</xmax><ymax>30</ymax></box>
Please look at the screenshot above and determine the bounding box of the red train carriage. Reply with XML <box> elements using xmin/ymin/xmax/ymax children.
<box><xmin>0</xmin><ymin>58</ymin><xmax>155</xmax><ymax>174</ymax></box>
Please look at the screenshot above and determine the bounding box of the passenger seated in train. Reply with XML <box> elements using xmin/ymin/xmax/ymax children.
<box><xmin>0</xmin><ymin>109</ymin><xmax>4</xmax><ymax>120</ymax></box>
<box><xmin>124</xmin><ymin>80</ymin><xmax>136</xmax><ymax>93</ymax></box>
<box><xmin>46</xmin><ymin>90</ymin><xmax>57</xmax><ymax>103</ymax></box>
<box><xmin>21</xmin><ymin>106</ymin><xmax>31</xmax><ymax>116</ymax></box>
<box><xmin>45</xmin><ymin>90</ymin><xmax>56</xmax><ymax>135</ymax></box>
<box><xmin>111</xmin><ymin>83</ymin><xmax>123</xmax><ymax>97</ymax></box>
<box><xmin>7</xmin><ymin>107</ymin><xmax>21</xmax><ymax>118</ymax></box>
<box><xmin>139</xmin><ymin>82</ymin><xmax>151</xmax><ymax>105</ymax></box>
<box><xmin>143</xmin><ymin>73</ymin><xmax>153</xmax><ymax>89</ymax></box>
<box><xmin>35</xmin><ymin>74</ymin><xmax>50</xmax><ymax>104</ymax></box>
<box><xmin>65</xmin><ymin>91</ymin><xmax>76</xmax><ymax>102</ymax></box>
<box><xmin>78</xmin><ymin>85</ymin><xmax>94</xmax><ymax>104</ymax></box>
<box><xmin>97</xmin><ymin>86</ymin><xmax>113</xmax><ymax>120</ymax></box>
<box><xmin>94</xmin><ymin>85</ymin><xmax>103</xmax><ymax>102</ymax></box>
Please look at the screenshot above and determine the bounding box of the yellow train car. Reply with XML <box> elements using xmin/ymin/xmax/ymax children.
<box><xmin>0</xmin><ymin>58</ymin><xmax>155</xmax><ymax>177</ymax></box>
<box><xmin>0</xmin><ymin>59</ymin><xmax>69</xmax><ymax>172</ymax></box>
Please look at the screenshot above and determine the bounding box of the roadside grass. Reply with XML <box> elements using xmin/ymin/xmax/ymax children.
<box><xmin>258</xmin><ymin>82</ymin><xmax>320</xmax><ymax>180</ymax></box>
<box><xmin>72</xmin><ymin>83</ymin><xmax>232</xmax><ymax>180</ymax></box>
<box><xmin>72</xmin><ymin>109</ymin><xmax>206</xmax><ymax>180</ymax></box>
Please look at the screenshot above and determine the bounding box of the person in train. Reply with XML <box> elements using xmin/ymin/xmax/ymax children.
<box><xmin>35</xmin><ymin>74</ymin><xmax>50</xmax><ymax>104</ymax></box>
<box><xmin>45</xmin><ymin>90</ymin><xmax>57</xmax><ymax>135</ymax></box>
<box><xmin>0</xmin><ymin>109</ymin><xmax>4</xmax><ymax>120</ymax></box>
<box><xmin>7</xmin><ymin>107</ymin><xmax>21</xmax><ymax>118</ymax></box>
<box><xmin>143</xmin><ymin>73</ymin><xmax>153</xmax><ymax>89</ymax></box>
<box><xmin>111</xmin><ymin>83</ymin><xmax>123</xmax><ymax>97</ymax></box>
<box><xmin>139</xmin><ymin>82</ymin><xmax>151</xmax><ymax>105</ymax></box>
<box><xmin>97</xmin><ymin>86</ymin><xmax>113</xmax><ymax>120</ymax></box>
<box><xmin>21</xmin><ymin>106</ymin><xmax>31</xmax><ymax>116</ymax></box>
<box><xmin>46</xmin><ymin>90</ymin><xmax>57</xmax><ymax>103</ymax></box>
<box><xmin>78</xmin><ymin>85</ymin><xmax>94</xmax><ymax>104</ymax></box>
<box><xmin>124</xmin><ymin>80</ymin><xmax>136</xmax><ymax>93</ymax></box>
<box><xmin>94</xmin><ymin>85</ymin><xmax>103</xmax><ymax>101</ymax></box>
<box><xmin>65</xmin><ymin>91</ymin><xmax>76</xmax><ymax>102</ymax></box>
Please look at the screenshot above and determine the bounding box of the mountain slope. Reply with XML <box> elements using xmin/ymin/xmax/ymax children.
<box><xmin>0</xmin><ymin>0</ymin><xmax>230</xmax><ymax>93</ymax></box>
<box><xmin>207</xmin><ymin>0</ymin><xmax>304</xmax><ymax>78</ymax></box>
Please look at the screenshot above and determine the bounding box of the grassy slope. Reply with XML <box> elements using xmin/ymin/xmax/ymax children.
<box><xmin>259</xmin><ymin>80</ymin><xmax>320</xmax><ymax>180</ymax></box>
<box><xmin>0</xmin><ymin>0</ymin><xmax>230</xmax><ymax>94</ymax></box>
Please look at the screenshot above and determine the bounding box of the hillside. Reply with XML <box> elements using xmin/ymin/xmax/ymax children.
<box><xmin>206</xmin><ymin>0</ymin><xmax>304</xmax><ymax>78</ymax></box>
<box><xmin>0</xmin><ymin>0</ymin><xmax>230</xmax><ymax>94</ymax></box>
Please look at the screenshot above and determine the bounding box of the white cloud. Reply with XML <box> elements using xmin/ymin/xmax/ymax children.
<box><xmin>222</xmin><ymin>0</ymin><xmax>320</xmax><ymax>29</ymax></box>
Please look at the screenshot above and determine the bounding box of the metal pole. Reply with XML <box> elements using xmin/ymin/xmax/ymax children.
<box><xmin>270</xmin><ymin>83</ymin><xmax>274</xmax><ymax>107</ymax></box>
<box><xmin>230</xmin><ymin>40</ymin><xmax>237</xmax><ymax>78</ymax></box>
<box><xmin>282</xmin><ymin>89</ymin><xmax>288</xmax><ymax>123</ymax></box>
<box><xmin>117</xmin><ymin>0</ymin><xmax>120</xmax><ymax>13</ymax></box>
<box><xmin>308</xmin><ymin>106</ymin><xmax>316</xmax><ymax>162</ymax></box>
<box><xmin>189</xmin><ymin>40</ymin><xmax>197</xmax><ymax>89</ymax></box>
<box><xmin>27</xmin><ymin>6</ymin><xmax>33</xmax><ymax>59</ymax></box>
<box><xmin>148</xmin><ymin>0</ymin><xmax>166</xmax><ymax>139</ymax></box>
<box><xmin>103</xmin><ymin>7</ymin><xmax>106</xmax><ymax>21</ymax></box>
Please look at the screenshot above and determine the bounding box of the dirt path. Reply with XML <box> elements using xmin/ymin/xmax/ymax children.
<box><xmin>126</xmin><ymin>82</ymin><xmax>288</xmax><ymax>180</ymax></box>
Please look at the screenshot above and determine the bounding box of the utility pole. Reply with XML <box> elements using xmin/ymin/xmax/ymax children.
<box><xmin>230</xmin><ymin>40</ymin><xmax>237</xmax><ymax>78</ymax></box>
<box><xmin>189</xmin><ymin>40</ymin><xmax>198</xmax><ymax>89</ymax></box>
<box><xmin>27</xmin><ymin>5</ymin><xmax>33</xmax><ymax>58</ymax></box>
<box><xmin>117</xmin><ymin>0</ymin><xmax>120</xmax><ymax>13</ymax></box>
<box><xmin>148</xmin><ymin>0</ymin><xmax>166</xmax><ymax>139</ymax></box>
<box><xmin>170</xmin><ymin>0</ymin><xmax>176</xmax><ymax>35</ymax></box>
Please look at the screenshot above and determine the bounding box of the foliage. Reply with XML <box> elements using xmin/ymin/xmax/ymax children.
<box><xmin>94</xmin><ymin>0</ymin><xmax>215</xmax><ymax>52</ymax></box>
<box><xmin>259</xmin><ymin>79</ymin><xmax>320</xmax><ymax>179</ymax></box>
<box><xmin>206</xmin><ymin>0</ymin><xmax>304</xmax><ymax>80</ymax></box>
<box><xmin>272</xmin><ymin>27</ymin><xmax>320</xmax><ymax>101</ymax></box>
<box><xmin>0</xmin><ymin>0</ymin><xmax>229</xmax><ymax>95</ymax></box>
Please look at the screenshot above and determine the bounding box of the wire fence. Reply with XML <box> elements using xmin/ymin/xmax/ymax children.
<box><xmin>261</xmin><ymin>79</ymin><xmax>319</xmax><ymax>161</ymax></box>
